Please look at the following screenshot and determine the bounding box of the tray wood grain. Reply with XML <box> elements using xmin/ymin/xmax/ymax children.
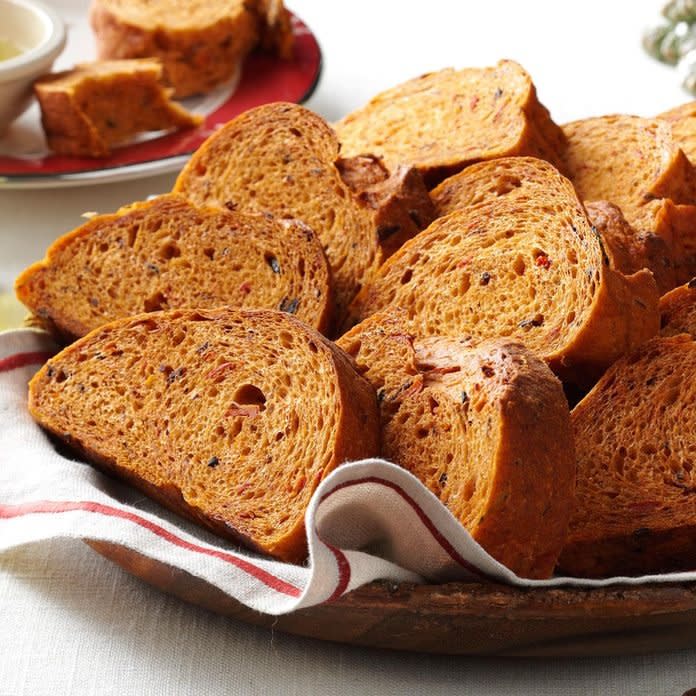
<box><xmin>87</xmin><ymin>540</ymin><xmax>696</xmax><ymax>657</ymax></box>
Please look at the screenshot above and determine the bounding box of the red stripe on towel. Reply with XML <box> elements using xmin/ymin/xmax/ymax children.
<box><xmin>320</xmin><ymin>476</ymin><xmax>491</xmax><ymax>581</ymax></box>
<box><xmin>0</xmin><ymin>500</ymin><xmax>302</xmax><ymax>597</ymax></box>
<box><xmin>0</xmin><ymin>351</ymin><xmax>53</xmax><ymax>373</ymax></box>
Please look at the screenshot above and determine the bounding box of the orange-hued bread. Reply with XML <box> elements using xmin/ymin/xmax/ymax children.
<box><xmin>34</xmin><ymin>60</ymin><xmax>201</xmax><ymax>158</ymax></box>
<box><xmin>28</xmin><ymin>308</ymin><xmax>379</xmax><ymax>563</ymax></box>
<box><xmin>334</xmin><ymin>61</ymin><xmax>567</xmax><ymax>187</ymax></box>
<box><xmin>89</xmin><ymin>0</ymin><xmax>293</xmax><ymax>98</ymax></box>
<box><xmin>583</xmin><ymin>201</ymin><xmax>676</xmax><ymax>296</ymax></box>
<box><xmin>660</xmin><ymin>279</ymin><xmax>696</xmax><ymax>336</ymax></box>
<box><xmin>174</xmin><ymin>102</ymin><xmax>433</xmax><ymax>322</ymax></box>
<box><xmin>558</xmin><ymin>335</ymin><xmax>696</xmax><ymax>577</ymax></box>
<box><xmin>658</xmin><ymin>102</ymin><xmax>696</xmax><ymax>163</ymax></box>
<box><xmin>337</xmin><ymin>311</ymin><xmax>575</xmax><ymax>579</ymax></box>
<box><xmin>15</xmin><ymin>194</ymin><xmax>332</xmax><ymax>340</ymax></box>
<box><xmin>347</xmin><ymin>169</ymin><xmax>660</xmax><ymax>385</ymax></box>
<box><xmin>562</xmin><ymin>115</ymin><xmax>696</xmax><ymax>286</ymax></box>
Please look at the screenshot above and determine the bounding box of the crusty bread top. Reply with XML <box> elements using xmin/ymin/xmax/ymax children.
<box><xmin>28</xmin><ymin>308</ymin><xmax>379</xmax><ymax>563</ymax></box>
<box><xmin>334</xmin><ymin>60</ymin><xmax>567</xmax><ymax>185</ymax></box>
<box><xmin>558</xmin><ymin>335</ymin><xmax>696</xmax><ymax>577</ymax></box>
<box><xmin>348</xmin><ymin>161</ymin><xmax>660</xmax><ymax>384</ymax></box>
<box><xmin>36</xmin><ymin>59</ymin><xmax>169</xmax><ymax>89</ymax></box>
<box><xmin>562</xmin><ymin>115</ymin><xmax>696</xmax><ymax>235</ymax></box>
<box><xmin>174</xmin><ymin>102</ymin><xmax>430</xmax><ymax>323</ymax></box>
<box><xmin>88</xmin><ymin>0</ymin><xmax>250</xmax><ymax>31</ymax></box>
<box><xmin>660</xmin><ymin>279</ymin><xmax>696</xmax><ymax>336</ymax></box>
<box><xmin>337</xmin><ymin>310</ymin><xmax>575</xmax><ymax>579</ymax></box>
<box><xmin>15</xmin><ymin>194</ymin><xmax>332</xmax><ymax>339</ymax></box>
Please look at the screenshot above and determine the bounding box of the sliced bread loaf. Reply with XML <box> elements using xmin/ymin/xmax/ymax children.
<box><xmin>658</xmin><ymin>101</ymin><xmax>696</xmax><ymax>163</ymax></box>
<box><xmin>337</xmin><ymin>310</ymin><xmax>575</xmax><ymax>579</ymax></box>
<box><xmin>346</xmin><ymin>173</ymin><xmax>660</xmax><ymax>385</ymax></box>
<box><xmin>334</xmin><ymin>61</ymin><xmax>567</xmax><ymax>187</ymax></box>
<box><xmin>562</xmin><ymin>115</ymin><xmax>696</xmax><ymax>286</ymax></box>
<box><xmin>34</xmin><ymin>59</ymin><xmax>202</xmax><ymax>158</ymax></box>
<box><xmin>89</xmin><ymin>0</ymin><xmax>291</xmax><ymax>98</ymax></box>
<box><xmin>28</xmin><ymin>308</ymin><xmax>379</xmax><ymax>563</ymax></box>
<box><xmin>15</xmin><ymin>194</ymin><xmax>332</xmax><ymax>340</ymax></box>
<box><xmin>558</xmin><ymin>335</ymin><xmax>696</xmax><ymax>577</ymax></box>
<box><xmin>660</xmin><ymin>279</ymin><xmax>696</xmax><ymax>336</ymax></box>
<box><xmin>174</xmin><ymin>102</ymin><xmax>433</xmax><ymax>322</ymax></box>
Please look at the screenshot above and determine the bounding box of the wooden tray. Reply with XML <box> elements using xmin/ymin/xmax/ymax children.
<box><xmin>88</xmin><ymin>541</ymin><xmax>696</xmax><ymax>657</ymax></box>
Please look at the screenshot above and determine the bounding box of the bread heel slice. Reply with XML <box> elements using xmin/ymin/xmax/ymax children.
<box><xmin>338</xmin><ymin>311</ymin><xmax>576</xmax><ymax>579</ymax></box>
<box><xmin>28</xmin><ymin>308</ymin><xmax>380</xmax><ymax>563</ymax></box>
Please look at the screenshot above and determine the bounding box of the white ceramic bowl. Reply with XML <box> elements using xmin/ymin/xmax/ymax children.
<box><xmin>0</xmin><ymin>0</ymin><xmax>66</xmax><ymax>134</ymax></box>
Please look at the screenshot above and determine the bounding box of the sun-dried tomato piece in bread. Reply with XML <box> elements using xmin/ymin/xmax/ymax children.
<box><xmin>337</xmin><ymin>310</ymin><xmax>575</xmax><ymax>579</ymax></box>
<box><xmin>660</xmin><ymin>278</ymin><xmax>696</xmax><ymax>336</ymax></box>
<box><xmin>174</xmin><ymin>102</ymin><xmax>432</xmax><ymax>323</ymax></box>
<box><xmin>347</xmin><ymin>172</ymin><xmax>659</xmax><ymax>385</ymax></box>
<box><xmin>89</xmin><ymin>0</ymin><xmax>292</xmax><ymax>98</ymax></box>
<box><xmin>558</xmin><ymin>335</ymin><xmax>696</xmax><ymax>577</ymax></box>
<box><xmin>34</xmin><ymin>60</ymin><xmax>201</xmax><ymax>158</ymax></box>
<box><xmin>28</xmin><ymin>308</ymin><xmax>379</xmax><ymax>563</ymax></box>
<box><xmin>15</xmin><ymin>194</ymin><xmax>332</xmax><ymax>341</ymax></box>
<box><xmin>562</xmin><ymin>115</ymin><xmax>696</xmax><ymax>287</ymax></box>
<box><xmin>334</xmin><ymin>61</ymin><xmax>567</xmax><ymax>187</ymax></box>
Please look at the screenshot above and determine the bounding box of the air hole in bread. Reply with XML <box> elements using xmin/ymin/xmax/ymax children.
<box><xmin>513</xmin><ymin>255</ymin><xmax>526</xmax><ymax>276</ymax></box>
<box><xmin>144</xmin><ymin>291</ymin><xmax>168</xmax><ymax>313</ymax></box>
<box><xmin>493</xmin><ymin>176</ymin><xmax>522</xmax><ymax>196</ymax></box>
<box><xmin>232</xmin><ymin>384</ymin><xmax>267</xmax><ymax>411</ymax></box>
<box><xmin>401</xmin><ymin>269</ymin><xmax>413</xmax><ymax>284</ymax></box>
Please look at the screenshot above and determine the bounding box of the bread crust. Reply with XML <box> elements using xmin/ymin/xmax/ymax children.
<box><xmin>338</xmin><ymin>311</ymin><xmax>575</xmax><ymax>579</ymax></box>
<box><xmin>15</xmin><ymin>194</ymin><xmax>333</xmax><ymax>340</ymax></box>
<box><xmin>660</xmin><ymin>279</ymin><xmax>696</xmax><ymax>336</ymax></box>
<box><xmin>28</xmin><ymin>308</ymin><xmax>379</xmax><ymax>563</ymax></box>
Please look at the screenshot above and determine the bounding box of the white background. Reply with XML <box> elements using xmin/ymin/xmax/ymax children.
<box><xmin>2</xmin><ymin>1</ymin><xmax>696</xmax><ymax>694</ymax></box>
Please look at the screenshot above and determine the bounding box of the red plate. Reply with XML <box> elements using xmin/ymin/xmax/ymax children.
<box><xmin>0</xmin><ymin>13</ymin><xmax>321</xmax><ymax>187</ymax></box>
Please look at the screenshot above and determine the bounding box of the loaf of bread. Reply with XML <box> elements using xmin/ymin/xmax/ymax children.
<box><xmin>89</xmin><ymin>0</ymin><xmax>293</xmax><ymax>98</ymax></box>
<box><xmin>28</xmin><ymin>308</ymin><xmax>379</xmax><ymax>563</ymax></box>
<box><xmin>15</xmin><ymin>194</ymin><xmax>332</xmax><ymax>340</ymax></box>
<box><xmin>660</xmin><ymin>279</ymin><xmax>696</xmax><ymax>336</ymax></box>
<box><xmin>658</xmin><ymin>102</ymin><xmax>696</xmax><ymax>163</ymax></box>
<box><xmin>174</xmin><ymin>102</ymin><xmax>433</xmax><ymax>323</ymax></box>
<box><xmin>347</xmin><ymin>167</ymin><xmax>660</xmax><ymax>385</ymax></box>
<box><xmin>558</xmin><ymin>335</ymin><xmax>696</xmax><ymax>577</ymax></box>
<box><xmin>337</xmin><ymin>311</ymin><xmax>575</xmax><ymax>579</ymax></box>
<box><xmin>34</xmin><ymin>59</ymin><xmax>201</xmax><ymax>158</ymax></box>
<box><xmin>562</xmin><ymin>115</ymin><xmax>696</xmax><ymax>287</ymax></box>
<box><xmin>334</xmin><ymin>61</ymin><xmax>567</xmax><ymax>187</ymax></box>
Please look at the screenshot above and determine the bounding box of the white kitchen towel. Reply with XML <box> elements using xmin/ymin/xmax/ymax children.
<box><xmin>3</xmin><ymin>328</ymin><xmax>696</xmax><ymax>616</ymax></box>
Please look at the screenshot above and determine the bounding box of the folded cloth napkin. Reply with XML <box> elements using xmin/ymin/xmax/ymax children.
<box><xmin>3</xmin><ymin>328</ymin><xmax>696</xmax><ymax>615</ymax></box>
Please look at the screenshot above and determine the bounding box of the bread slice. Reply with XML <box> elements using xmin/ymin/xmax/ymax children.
<box><xmin>15</xmin><ymin>194</ymin><xmax>332</xmax><ymax>340</ymax></box>
<box><xmin>28</xmin><ymin>308</ymin><xmax>379</xmax><ymax>563</ymax></box>
<box><xmin>34</xmin><ymin>60</ymin><xmax>202</xmax><ymax>158</ymax></box>
<box><xmin>334</xmin><ymin>60</ymin><xmax>567</xmax><ymax>187</ymax></box>
<box><xmin>174</xmin><ymin>102</ymin><xmax>433</xmax><ymax>322</ymax></box>
<box><xmin>432</xmin><ymin>156</ymin><xmax>677</xmax><ymax>294</ymax></box>
<box><xmin>558</xmin><ymin>335</ymin><xmax>696</xmax><ymax>577</ymax></box>
<box><xmin>562</xmin><ymin>115</ymin><xmax>696</xmax><ymax>286</ymax></box>
<box><xmin>660</xmin><ymin>279</ymin><xmax>696</xmax><ymax>336</ymax></box>
<box><xmin>89</xmin><ymin>0</ymin><xmax>292</xmax><ymax>98</ymax></box>
<box><xmin>337</xmin><ymin>310</ymin><xmax>575</xmax><ymax>579</ymax></box>
<box><xmin>347</xmin><ymin>170</ymin><xmax>660</xmax><ymax>385</ymax></box>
